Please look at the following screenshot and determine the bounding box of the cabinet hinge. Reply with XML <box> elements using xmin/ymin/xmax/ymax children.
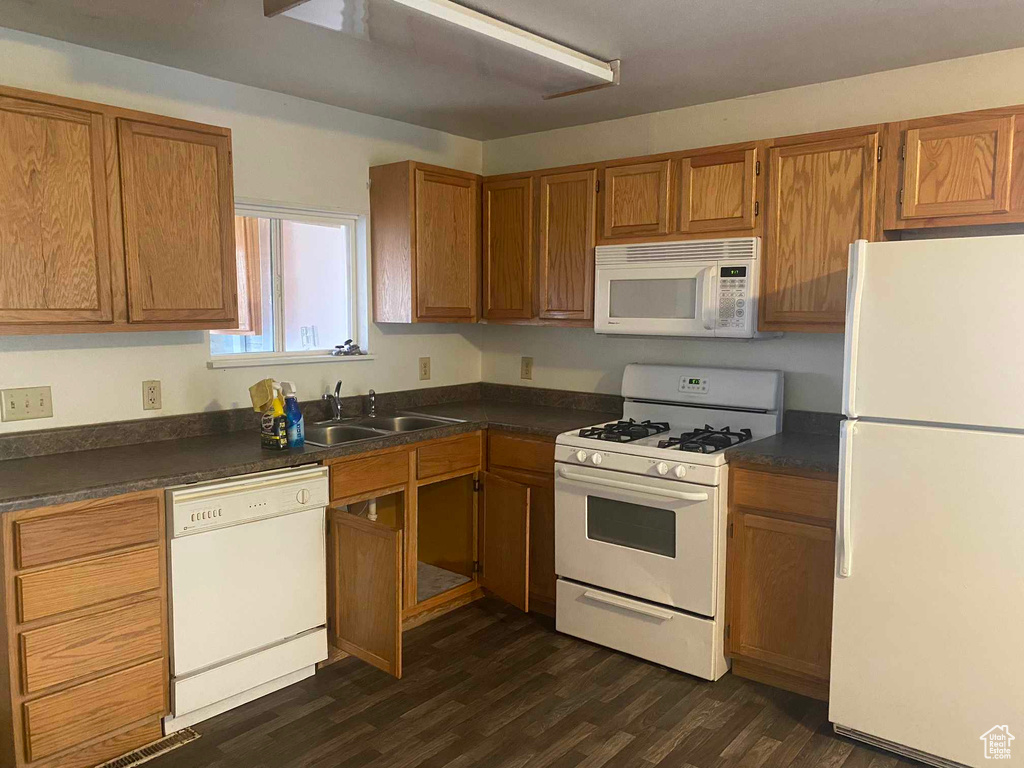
<box><xmin>755</xmin><ymin>160</ymin><xmax>761</xmax><ymax>176</ymax></box>
<box><xmin>728</xmin><ymin>522</ymin><xmax>734</xmax><ymax>538</ymax></box>
<box><xmin>901</xmin><ymin>144</ymin><xmax>906</xmax><ymax>161</ymax></box>
<box><xmin>725</xmin><ymin>624</ymin><xmax>731</xmax><ymax>640</ymax></box>
<box><xmin>753</xmin><ymin>201</ymin><xmax>759</xmax><ymax>217</ymax></box>
<box><xmin>898</xmin><ymin>188</ymin><xmax>904</xmax><ymax>206</ymax></box>
<box><xmin>877</xmin><ymin>145</ymin><xmax>883</xmax><ymax>163</ymax></box>
<box><xmin>473</xmin><ymin>560</ymin><xmax>481</xmax><ymax>574</ymax></box>
<box><xmin>595</xmin><ymin>179</ymin><xmax>601</xmax><ymax>194</ymax></box>
<box><xmin>473</xmin><ymin>478</ymin><xmax>482</xmax><ymax>492</ymax></box>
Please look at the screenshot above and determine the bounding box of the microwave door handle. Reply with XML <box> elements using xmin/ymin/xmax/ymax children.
<box><xmin>702</xmin><ymin>267</ymin><xmax>716</xmax><ymax>330</ymax></box>
<box><xmin>557</xmin><ymin>468</ymin><xmax>709</xmax><ymax>502</ymax></box>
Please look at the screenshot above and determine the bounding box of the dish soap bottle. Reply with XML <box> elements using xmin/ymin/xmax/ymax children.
<box><xmin>282</xmin><ymin>381</ymin><xmax>305</xmax><ymax>448</ymax></box>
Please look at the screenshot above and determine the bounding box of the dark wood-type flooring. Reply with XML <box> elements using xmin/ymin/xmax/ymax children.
<box><xmin>148</xmin><ymin>599</ymin><xmax>922</xmax><ymax>768</ymax></box>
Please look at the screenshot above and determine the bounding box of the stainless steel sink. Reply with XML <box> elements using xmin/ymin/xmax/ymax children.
<box><xmin>352</xmin><ymin>415</ymin><xmax>455</xmax><ymax>432</ymax></box>
<box><xmin>304</xmin><ymin>423</ymin><xmax>388</xmax><ymax>447</ymax></box>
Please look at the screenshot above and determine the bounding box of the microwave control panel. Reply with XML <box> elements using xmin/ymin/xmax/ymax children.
<box><xmin>717</xmin><ymin>264</ymin><xmax>749</xmax><ymax>330</ymax></box>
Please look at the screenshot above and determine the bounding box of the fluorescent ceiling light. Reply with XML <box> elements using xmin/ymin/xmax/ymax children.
<box><xmin>388</xmin><ymin>0</ymin><xmax>615</xmax><ymax>83</ymax></box>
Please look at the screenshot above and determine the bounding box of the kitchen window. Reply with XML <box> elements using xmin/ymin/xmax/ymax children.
<box><xmin>209</xmin><ymin>203</ymin><xmax>369</xmax><ymax>367</ymax></box>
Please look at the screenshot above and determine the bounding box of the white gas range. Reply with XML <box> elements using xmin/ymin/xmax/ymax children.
<box><xmin>554</xmin><ymin>364</ymin><xmax>783</xmax><ymax>680</ymax></box>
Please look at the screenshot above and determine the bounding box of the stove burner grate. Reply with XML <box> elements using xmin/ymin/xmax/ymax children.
<box><xmin>658</xmin><ymin>425</ymin><xmax>753</xmax><ymax>454</ymax></box>
<box><xmin>578</xmin><ymin>419</ymin><xmax>671</xmax><ymax>443</ymax></box>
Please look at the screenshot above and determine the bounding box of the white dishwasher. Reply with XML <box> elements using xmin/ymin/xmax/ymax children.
<box><xmin>164</xmin><ymin>465</ymin><xmax>329</xmax><ymax>733</ymax></box>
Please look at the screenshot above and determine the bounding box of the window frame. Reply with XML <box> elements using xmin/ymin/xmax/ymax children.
<box><xmin>208</xmin><ymin>199</ymin><xmax>371</xmax><ymax>369</ymax></box>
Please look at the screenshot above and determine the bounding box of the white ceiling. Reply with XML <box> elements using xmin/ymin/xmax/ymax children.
<box><xmin>2</xmin><ymin>0</ymin><xmax>1024</xmax><ymax>140</ymax></box>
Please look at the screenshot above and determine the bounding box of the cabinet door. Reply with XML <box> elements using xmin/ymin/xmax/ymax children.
<box><xmin>601</xmin><ymin>160</ymin><xmax>672</xmax><ymax>239</ymax></box>
<box><xmin>414</xmin><ymin>167</ymin><xmax>479</xmax><ymax>321</ymax></box>
<box><xmin>678</xmin><ymin>148</ymin><xmax>757</xmax><ymax>234</ymax></box>
<box><xmin>0</xmin><ymin>94</ymin><xmax>113</xmax><ymax>324</ymax></box>
<box><xmin>762</xmin><ymin>130</ymin><xmax>879</xmax><ymax>332</ymax></box>
<box><xmin>900</xmin><ymin>116</ymin><xmax>1014</xmax><ymax>219</ymax></box>
<box><xmin>538</xmin><ymin>169</ymin><xmax>597</xmax><ymax>321</ymax></box>
<box><xmin>327</xmin><ymin>510</ymin><xmax>402</xmax><ymax>678</ymax></box>
<box><xmin>478</xmin><ymin>471</ymin><xmax>530</xmax><ymax>612</ymax></box>
<box><xmin>482</xmin><ymin>176</ymin><xmax>533</xmax><ymax>320</ymax></box>
<box><xmin>118</xmin><ymin>119</ymin><xmax>236</xmax><ymax>324</ymax></box>
<box><xmin>726</xmin><ymin>510</ymin><xmax>835</xmax><ymax>684</ymax></box>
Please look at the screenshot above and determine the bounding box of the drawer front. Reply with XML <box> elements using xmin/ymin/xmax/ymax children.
<box><xmin>20</xmin><ymin>597</ymin><xmax>164</xmax><ymax>695</ymax></box>
<box><xmin>17</xmin><ymin>547</ymin><xmax>161</xmax><ymax>624</ymax></box>
<box><xmin>731</xmin><ymin>468</ymin><xmax>837</xmax><ymax>525</ymax></box>
<box><xmin>22</xmin><ymin>657</ymin><xmax>166</xmax><ymax>762</ymax></box>
<box><xmin>14</xmin><ymin>495</ymin><xmax>160</xmax><ymax>570</ymax></box>
<box><xmin>556</xmin><ymin>579</ymin><xmax>720</xmax><ymax>680</ymax></box>
<box><xmin>330</xmin><ymin>450</ymin><xmax>409</xmax><ymax>500</ymax></box>
<box><xmin>417</xmin><ymin>433</ymin><xmax>481</xmax><ymax>479</ymax></box>
<box><xmin>488</xmin><ymin>432</ymin><xmax>554</xmax><ymax>475</ymax></box>
<box><xmin>50</xmin><ymin>719</ymin><xmax>163</xmax><ymax>768</ymax></box>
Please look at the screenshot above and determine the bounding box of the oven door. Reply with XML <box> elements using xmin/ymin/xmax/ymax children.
<box><xmin>554</xmin><ymin>463</ymin><xmax>719</xmax><ymax>616</ymax></box>
<box><xmin>594</xmin><ymin>261</ymin><xmax>717</xmax><ymax>336</ymax></box>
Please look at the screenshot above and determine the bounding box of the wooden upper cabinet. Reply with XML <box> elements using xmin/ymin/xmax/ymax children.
<box><xmin>0</xmin><ymin>93</ymin><xmax>113</xmax><ymax>325</ymax></box>
<box><xmin>538</xmin><ymin>169</ymin><xmax>597</xmax><ymax>321</ymax></box>
<box><xmin>884</xmin><ymin>106</ymin><xmax>1024</xmax><ymax>228</ymax></box>
<box><xmin>482</xmin><ymin>176</ymin><xmax>533</xmax><ymax>320</ymax></box>
<box><xmin>370</xmin><ymin>161</ymin><xmax>480</xmax><ymax>323</ymax></box>
<box><xmin>761</xmin><ymin>128</ymin><xmax>880</xmax><ymax>333</ymax></box>
<box><xmin>118</xmin><ymin>119</ymin><xmax>236</xmax><ymax>324</ymax></box>
<box><xmin>601</xmin><ymin>159</ymin><xmax>672</xmax><ymax>240</ymax></box>
<box><xmin>677</xmin><ymin>148</ymin><xmax>758</xmax><ymax>234</ymax></box>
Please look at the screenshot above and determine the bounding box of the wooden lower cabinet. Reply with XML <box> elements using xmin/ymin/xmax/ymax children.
<box><xmin>486</xmin><ymin>431</ymin><xmax>556</xmax><ymax>616</ymax></box>
<box><xmin>0</xmin><ymin>490</ymin><xmax>170</xmax><ymax>768</ymax></box>
<box><xmin>325</xmin><ymin>430</ymin><xmax>533</xmax><ymax>679</ymax></box>
<box><xmin>725</xmin><ymin>466</ymin><xmax>837</xmax><ymax>701</ymax></box>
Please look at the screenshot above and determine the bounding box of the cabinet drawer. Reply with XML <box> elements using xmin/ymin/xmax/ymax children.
<box><xmin>22</xmin><ymin>657</ymin><xmax>166</xmax><ymax>762</ymax></box>
<box><xmin>20</xmin><ymin>597</ymin><xmax>164</xmax><ymax>694</ymax></box>
<box><xmin>417</xmin><ymin>433</ymin><xmax>481</xmax><ymax>479</ymax></box>
<box><xmin>330</xmin><ymin>450</ymin><xmax>409</xmax><ymax>500</ymax></box>
<box><xmin>14</xmin><ymin>495</ymin><xmax>160</xmax><ymax>570</ymax></box>
<box><xmin>731</xmin><ymin>469</ymin><xmax>837</xmax><ymax>524</ymax></box>
<box><xmin>17</xmin><ymin>547</ymin><xmax>161</xmax><ymax>624</ymax></box>
<box><xmin>488</xmin><ymin>432</ymin><xmax>554</xmax><ymax>476</ymax></box>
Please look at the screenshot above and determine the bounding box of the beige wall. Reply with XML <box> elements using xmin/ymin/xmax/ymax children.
<box><xmin>479</xmin><ymin>46</ymin><xmax>1024</xmax><ymax>411</ymax></box>
<box><xmin>0</xmin><ymin>27</ymin><xmax>484</xmax><ymax>432</ymax></box>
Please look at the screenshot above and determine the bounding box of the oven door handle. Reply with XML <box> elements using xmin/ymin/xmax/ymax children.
<box><xmin>582</xmin><ymin>589</ymin><xmax>676</xmax><ymax>621</ymax></box>
<box><xmin>556</xmin><ymin>468</ymin><xmax>709</xmax><ymax>502</ymax></box>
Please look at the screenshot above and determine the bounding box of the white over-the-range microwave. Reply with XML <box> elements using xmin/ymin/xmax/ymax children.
<box><xmin>594</xmin><ymin>237</ymin><xmax>762</xmax><ymax>338</ymax></box>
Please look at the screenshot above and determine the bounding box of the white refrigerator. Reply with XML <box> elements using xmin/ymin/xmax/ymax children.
<box><xmin>830</xmin><ymin>236</ymin><xmax>1024</xmax><ymax>768</ymax></box>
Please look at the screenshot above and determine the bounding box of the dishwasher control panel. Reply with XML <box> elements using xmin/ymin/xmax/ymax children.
<box><xmin>167</xmin><ymin>465</ymin><xmax>330</xmax><ymax>536</ymax></box>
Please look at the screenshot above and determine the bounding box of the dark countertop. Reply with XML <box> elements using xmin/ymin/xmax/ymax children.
<box><xmin>0</xmin><ymin>400</ymin><xmax>617</xmax><ymax>515</ymax></box>
<box><xmin>725</xmin><ymin>431</ymin><xmax>841</xmax><ymax>475</ymax></box>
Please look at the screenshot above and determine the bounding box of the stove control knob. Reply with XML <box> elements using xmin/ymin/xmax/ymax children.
<box><xmin>673</xmin><ymin>465</ymin><xmax>686</xmax><ymax>479</ymax></box>
<box><xmin>656</xmin><ymin>462</ymin><xmax>669</xmax><ymax>476</ymax></box>
<box><xmin>591</xmin><ymin>453</ymin><xmax>603</xmax><ymax>465</ymax></box>
<box><xmin>575</xmin><ymin>450</ymin><xmax>588</xmax><ymax>463</ymax></box>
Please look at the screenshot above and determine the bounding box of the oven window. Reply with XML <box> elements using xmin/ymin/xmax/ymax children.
<box><xmin>609</xmin><ymin>278</ymin><xmax>696</xmax><ymax>319</ymax></box>
<box><xmin>586</xmin><ymin>497</ymin><xmax>676</xmax><ymax>557</ymax></box>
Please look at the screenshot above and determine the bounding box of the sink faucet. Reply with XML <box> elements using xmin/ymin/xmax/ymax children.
<box><xmin>322</xmin><ymin>380</ymin><xmax>343</xmax><ymax>421</ymax></box>
<box><xmin>368</xmin><ymin>389</ymin><xmax>376</xmax><ymax>418</ymax></box>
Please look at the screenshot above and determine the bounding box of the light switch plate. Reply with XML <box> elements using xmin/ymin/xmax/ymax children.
<box><xmin>418</xmin><ymin>357</ymin><xmax>431</xmax><ymax>381</ymax></box>
<box><xmin>520</xmin><ymin>356</ymin><xmax>534</xmax><ymax>380</ymax></box>
<box><xmin>1</xmin><ymin>386</ymin><xmax>53</xmax><ymax>422</ymax></box>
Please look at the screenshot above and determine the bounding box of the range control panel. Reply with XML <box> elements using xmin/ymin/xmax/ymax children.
<box><xmin>678</xmin><ymin>376</ymin><xmax>709</xmax><ymax>395</ymax></box>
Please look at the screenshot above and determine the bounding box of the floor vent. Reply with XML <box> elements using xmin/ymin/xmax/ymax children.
<box><xmin>98</xmin><ymin>727</ymin><xmax>200</xmax><ymax>768</ymax></box>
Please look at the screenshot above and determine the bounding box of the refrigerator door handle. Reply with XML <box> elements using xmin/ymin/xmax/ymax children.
<box><xmin>842</xmin><ymin>240</ymin><xmax>868</xmax><ymax>418</ymax></box>
<box><xmin>836</xmin><ymin>420</ymin><xmax>855</xmax><ymax>578</ymax></box>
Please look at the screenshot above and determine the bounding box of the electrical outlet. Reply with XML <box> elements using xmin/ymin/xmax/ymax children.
<box><xmin>520</xmin><ymin>356</ymin><xmax>534</xmax><ymax>380</ymax></box>
<box><xmin>143</xmin><ymin>380</ymin><xmax>162</xmax><ymax>411</ymax></box>
<box><xmin>1</xmin><ymin>386</ymin><xmax>53</xmax><ymax>422</ymax></box>
<box><xmin>418</xmin><ymin>357</ymin><xmax>431</xmax><ymax>381</ymax></box>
